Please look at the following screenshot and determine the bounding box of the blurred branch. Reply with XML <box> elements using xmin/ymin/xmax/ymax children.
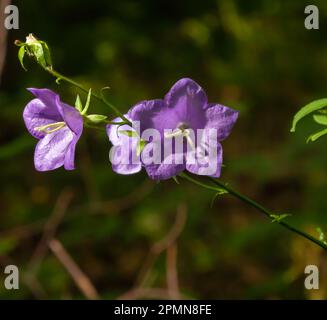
<box><xmin>135</xmin><ymin>203</ymin><xmax>187</xmax><ymax>288</ymax></box>
<box><xmin>49</xmin><ymin>238</ymin><xmax>100</xmax><ymax>300</ymax></box>
<box><xmin>28</xmin><ymin>189</ymin><xmax>74</xmax><ymax>272</ymax></box>
<box><xmin>0</xmin><ymin>220</ymin><xmax>43</xmax><ymax>240</ymax></box>
<box><xmin>166</xmin><ymin>244</ymin><xmax>180</xmax><ymax>299</ymax></box>
<box><xmin>115</xmin><ymin>203</ymin><xmax>188</xmax><ymax>300</ymax></box>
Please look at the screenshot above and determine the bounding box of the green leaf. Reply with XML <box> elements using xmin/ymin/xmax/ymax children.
<box><xmin>75</xmin><ymin>95</ymin><xmax>83</xmax><ymax>112</ymax></box>
<box><xmin>40</xmin><ymin>41</ymin><xmax>52</xmax><ymax>67</ymax></box>
<box><xmin>119</xmin><ymin>130</ymin><xmax>138</xmax><ymax>138</ymax></box>
<box><xmin>313</xmin><ymin>113</ymin><xmax>327</xmax><ymax>126</ymax></box>
<box><xmin>81</xmin><ymin>88</ymin><xmax>92</xmax><ymax>115</ymax></box>
<box><xmin>290</xmin><ymin>98</ymin><xmax>327</xmax><ymax>132</ymax></box>
<box><xmin>30</xmin><ymin>42</ymin><xmax>47</xmax><ymax>68</ymax></box>
<box><xmin>306</xmin><ymin>127</ymin><xmax>327</xmax><ymax>143</ymax></box>
<box><xmin>18</xmin><ymin>46</ymin><xmax>27</xmax><ymax>71</ymax></box>
<box><xmin>86</xmin><ymin>114</ymin><xmax>107</xmax><ymax>123</ymax></box>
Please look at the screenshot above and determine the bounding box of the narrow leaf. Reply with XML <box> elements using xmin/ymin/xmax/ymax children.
<box><xmin>18</xmin><ymin>46</ymin><xmax>26</xmax><ymax>71</ymax></box>
<box><xmin>306</xmin><ymin>127</ymin><xmax>327</xmax><ymax>143</ymax></box>
<box><xmin>313</xmin><ymin>113</ymin><xmax>327</xmax><ymax>126</ymax></box>
<box><xmin>290</xmin><ymin>98</ymin><xmax>327</xmax><ymax>132</ymax></box>
<box><xmin>40</xmin><ymin>41</ymin><xmax>52</xmax><ymax>67</ymax></box>
<box><xmin>81</xmin><ymin>88</ymin><xmax>92</xmax><ymax>115</ymax></box>
<box><xmin>75</xmin><ymin>95</ymin><xmax>83</xmax><ymax>112</ymax></box>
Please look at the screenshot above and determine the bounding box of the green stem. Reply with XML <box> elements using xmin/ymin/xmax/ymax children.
<box><xmin>43</xmin><ymin>67</ymin><xmax>131</xmax><ymax>125</ymax></box>
<box><xmin>179</xmin><ymin>172</ymin><xmax>327</xmax><ymax>251</ymax></box>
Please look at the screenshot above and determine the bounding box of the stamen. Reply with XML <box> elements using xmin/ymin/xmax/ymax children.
<box><xmin>184</xmin><ymin>129</ymin><xmax>196</xmax><ymax>151</ymax></box>
<box><xmin>35</xmin><ymin>121</ymin><xmax>66</xmax><ymax>134</ymax></box>
<box><xmin>164</xmin><ymin>128</ymin><xmax>184</xmax><ymax>138</ymax></box>
<box><xmin>164</xmin><ymin>127</ymin><xmax>196</xmax><ymax>151</ymax></box>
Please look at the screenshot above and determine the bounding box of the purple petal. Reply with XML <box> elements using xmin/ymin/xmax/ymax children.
<box><xmin>107</xmin><ymin>119</ymin><xmax>142</xmax><ymax>175</ymax></box>
<box><xmin>24</xmin><ymin>89</ymin><xmax>63</xmax><ymax>139</ymax></box>
<box><xmin>142</xmin><ymin>142</ymin><xmax>185</xmax><ymax>180</ymax></box>
<box><xmin>63</xmin><ymin>135</ymin><xmax>79</xmax><ymax>170</ymax></box>
<box><xmin>144</xmin><ymin>161</ymin><xmax>185</xmax><ymax>180</ymax></box>
<box><xmin>110</xmin><ymin>145</ymin><xmax>142</xmax><ymax>175</ymax></box>
<box><xmin>128</xmin><ymin>99</ymin><xmax>170</xmax><ymax>136</ymax></box>
<box><xmin>107</xmin><ymin>116</ymin><xmax>134</xmax><ymax>146</ymax></box>
<box><xmin>34</xmin><ymin>127</ymin><xmax>74</xmax><ymax>171</ymax></box>
<box><xmin>164</xmin><ymin>78</ymin><xmax>208</xmax><ymax>130</ymax></box>
<box><xmin>55</xmin><ymin>96</ymin><xmax>83</xmax><ymax>136</ymax></box>
<box><xmin>205</xmin><ymin>104</ymin><xmax>238</xmax><ymax>141</ymax></box>
<box><xmin>27</xmin><ymin>88</ymin><xmax>59</xmax><ymax>109</ymax></box>
<box><xmin>128</xmin><ymin>79</ymin><xmax>208</xmax><ymax>136</ymax></box>
<box><xmin>186</xmin><ymin>142</ymin><xmax>223</xmax><ymax>177</ymax></box>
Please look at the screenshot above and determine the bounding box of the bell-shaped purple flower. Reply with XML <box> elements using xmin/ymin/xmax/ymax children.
<box><xmin>23</xmin><ymin>88</ymin><xmax>83</xmax><ymax>171</ymax></box>
<box><xmin>108</xmin><ymin>78</ymin><xmax>238</xmax><ymax>180</ymax></box>
<box><xmin>128</xmin><ymin>78</ymin><xmax>238</xmax><ymax>180</ymax></box>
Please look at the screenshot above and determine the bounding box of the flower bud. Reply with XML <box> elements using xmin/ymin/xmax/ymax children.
<box><xmin>15</xmin><ymin>34</ymin><xmax>52</xmax><ymax>70</ymax></box>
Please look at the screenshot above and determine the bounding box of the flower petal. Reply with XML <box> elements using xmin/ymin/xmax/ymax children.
<box><xmin>109</xmin><ymin>143</ymin><xmax>142</xmax><ymax>175</ymax></box>
<box><xmin>107</xmin><ymin>116</ymin><xmax>142</xmax><ymax>175</ymax></box>
<box><xmin>24</xmin><ymin>89</ymin><xmax>63</xmax><ymax>139</ymax></box>
<box><xmin>186</xmin><ymin>142</ymin><xmax>223</xmax><ymax>177</ymax></box>
<box><xmin>63</xmin><ymin>135</ymin><xmax>79</xmax><ymax>170</ymax></box>
<box><xmin>164</xmin><ymin>78</ymin><xmax>208</xmax><ymax>130</ymax></box>
<box><xmin>55</xmin><ymin>96</ymin><xmax>83</xmax><ymax>136</ymax></box>
<box><xmin>205</xmin><ymin>104</ymin><xmax>239</xmax><ymax>141</ymax></box>
<box><xmin>34</xmin><ymin>127</ymin><xmax>74</xmax><ymax>171</ymax></box>
<box><xmin>128</xmin><ymin>99</ymin><xmax>170</xmax><ymax>135</ymax></box>
<box><xmin>142</xmin><ymin>142</ymin><xmax>185</xmax><ymax>180</ymax></box>
<box><xmin>144</xmin><ymin>161</ymin><xmax>185</xmax><ymax>180</ymax></box>
<box><xmin>27</xmin><ymin>88</ymin><xmax>59</xmax><ymax>109</ymax></box>
<box><xmin>106</xmin><ymin>116</ymin><xmax>135</xmax><ymax>146</ymax></box>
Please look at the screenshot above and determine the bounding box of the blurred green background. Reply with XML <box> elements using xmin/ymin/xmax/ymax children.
<box><xmin>0</xmin><ymin>0</ymin><xmax>326</xmax><ymax>299</ymax></box>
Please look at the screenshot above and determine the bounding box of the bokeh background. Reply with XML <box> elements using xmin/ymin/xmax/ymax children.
<box><xmin>0</xmin><ymin>0</ymin><xmax>326</xmax><ymax>299</ymax></box>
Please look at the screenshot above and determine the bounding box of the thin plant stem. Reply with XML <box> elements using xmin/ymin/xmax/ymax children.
<box><xmin>43</xmin><ymin>66</ymin><xmax>131</xmax><ymax>125</ymax></box>
<box><xmin>179</xmin><ymin>172</ymin><xmax>327</xmax><ymax>251</ymax></box>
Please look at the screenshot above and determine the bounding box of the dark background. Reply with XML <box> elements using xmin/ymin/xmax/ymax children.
<box><xmin>0</xmin><ymin>0</ymin><xmax>326</xmax><ymax>299</ymax></box>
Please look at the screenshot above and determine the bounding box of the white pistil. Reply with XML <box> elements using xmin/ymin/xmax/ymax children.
<box><xmin>35</xmin><ymin>121</ymin><xmax>66</xmax><ymax>134</ymax></box>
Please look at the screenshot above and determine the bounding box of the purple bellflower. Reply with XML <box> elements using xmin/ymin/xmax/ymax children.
<box><xmin>23</xmin><ymin>88</ymin><xmax>83</xmax><ymax>171</ymax></box>
<box><xmin>107</xmin><ymin>78</ymin><xmax>238</xmax><ymax>180</ymax></box>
